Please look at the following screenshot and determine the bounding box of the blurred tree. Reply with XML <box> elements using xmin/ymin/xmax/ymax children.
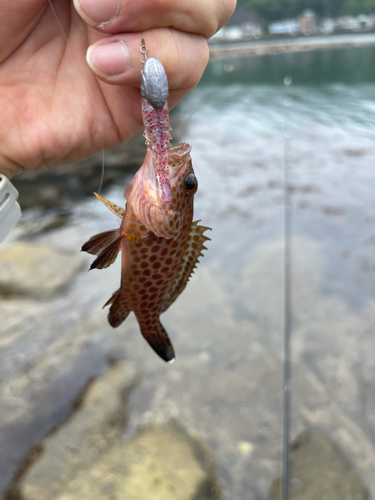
<box><xmin>237</xmin><ymin>0</ymin><xmax>375</xmax><ymax>22</ymax></box>
<box><xmin>342</xmin><ymin>0</ymin><xmax>375</xmax><ymax>15</ymax></box>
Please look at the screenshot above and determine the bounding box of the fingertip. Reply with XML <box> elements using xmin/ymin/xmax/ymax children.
<box><xmin>86</xmin><ymin>40</ymin><xmax>130</xmax><ymax>80</ymax></box>
<box><xmin>73</xmin><ymin>0</ymin><xmax>98</xmax><ymax>27</ymax></box>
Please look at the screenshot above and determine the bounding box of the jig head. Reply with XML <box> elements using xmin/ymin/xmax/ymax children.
<box><xmin>140</xmin><ymin>39</ymin><xmax>169</xmax><ymax>109</ymax></box>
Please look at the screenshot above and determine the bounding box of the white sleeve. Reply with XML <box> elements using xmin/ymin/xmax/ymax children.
<box><xmin>0</xmin><ymin>174</ymin><xmax>22</xmax><ymax>243</ymax></box>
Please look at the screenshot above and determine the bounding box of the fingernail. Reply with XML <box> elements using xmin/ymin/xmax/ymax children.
<box><xmin>87</xmin><ymin>42</ymin><xmax>129</xmax><ymax>77</ymax></box>
<box><xmin>75</xmin><ymin>0</ymin><xmax>119</xmax><ymax>25</ymax></box>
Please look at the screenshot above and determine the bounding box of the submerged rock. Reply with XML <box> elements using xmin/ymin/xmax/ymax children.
<box><xmin>10</xmin><ymin>361</ymin><xmax>139</xmax><ymax>500</ymax></box>
<box><xmin>0</xmin><ymin>243</ymin><xmax>84</xmax><ymax>298</ymax></box>
<box><xmin>17</xmin><ymin>417</ymin><xmax>221</xmax><ymax>500</ymax></box>
<box><xmin>51</xmin><ymin>421</ymin><xmax>222</xmax><ymax>500</ymax></box>
<box><xmin>268</xmin><ymin>428</ymin><xmax>370</xmax><ymax>500</ymax></box>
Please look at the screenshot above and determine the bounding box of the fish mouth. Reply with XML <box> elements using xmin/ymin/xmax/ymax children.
<box><xmin>128</xmin><ymin>143</ymin><xmax>193</xmax><ymax>240</ymax></box>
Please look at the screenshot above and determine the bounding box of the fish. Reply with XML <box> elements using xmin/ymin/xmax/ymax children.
<box><xmin>82</xmin><ymin>48</ymin><xmax>210</xmax><ymax>362</ymax></box>
<box><xmin>81</xmin><ymin>142</ymin><xmax>210</xmax><ymax>362</ymax></box>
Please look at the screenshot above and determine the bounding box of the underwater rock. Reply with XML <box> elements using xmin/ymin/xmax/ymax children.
<box><xmin>19</xmin><ymin>419</ymin><xmax>221</xmax><ymax>500</ymax></box>
<box><xmin>54</xmin><ymin>421</ymin><xmax>221</xmax><ymax>500</ymax></box>
<box><xmin>12</xmin><ymin>361</ymin><xmax>139</xmax><ymax>500</ymax></box>
<box><xmin>268</xmin><ymin>428</ymin><xmax>370</xmax><ymax>500</ymax></box>
<box><xmin>0</xmin><ymin>243</ymin><xmax>84</xmax><ymax>298</ymax></box>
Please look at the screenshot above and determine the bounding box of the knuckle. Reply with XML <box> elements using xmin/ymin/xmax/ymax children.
<box><xmin>219</xmin><ymin>0</ymin><xmax>237</xmax><ymax>29</ymax></box>
<box><xmin>204</xmin><ymin>0</ymin><xmax>237</xmax><ymax>38</ymax></box>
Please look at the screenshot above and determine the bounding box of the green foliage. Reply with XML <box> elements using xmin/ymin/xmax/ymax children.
<box><xmin>237</xmin><ymin>0</ymin><xmax>375</xmax><ymax>22</ymax></box>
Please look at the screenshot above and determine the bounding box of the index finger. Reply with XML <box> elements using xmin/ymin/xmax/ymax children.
<box><xmin>74</xmin><ymin>0</ymin><xmax>236</xmax><ymax>39</ymax></box>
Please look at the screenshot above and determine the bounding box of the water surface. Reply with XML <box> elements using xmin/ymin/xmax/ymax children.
<box><xmin>3</xmin><ymin>45</ymin><xmax>375</xmax><ymax>498</ymax></box>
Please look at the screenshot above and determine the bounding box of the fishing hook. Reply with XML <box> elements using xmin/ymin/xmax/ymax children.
<box><xmin>140</xmin><ymin>39</ymin><xmax>148</xmax><ymax>64</ymax></box>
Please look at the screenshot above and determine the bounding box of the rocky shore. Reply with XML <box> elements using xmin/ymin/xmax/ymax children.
<box><xmin>209</xmin><ymin>33</ymin><xmax>375</xmax><ymax>59</ymax></box>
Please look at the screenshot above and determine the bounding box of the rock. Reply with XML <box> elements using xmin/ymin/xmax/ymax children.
<box><xmin>0</xmin><ymin>243</ymin><xmax>84</xmax><ymax>298</ymax></box>
<box><xmin>19</xmin><ymin>419</ymin><xmax>221</xmax><ymax>500</ymax></box>
<box><xmin>56</xmin><ymin>421</ymin><xmax>221</xmax><ymax>500</ymax></box>
<box><xmin>11</xmin><ymin>361</ymin><xmax>139</xmax><ymax>500</ymax></box>
<box><xmin>268</xmin><ymin>429</ymin><xmax>370</xmax><ymax>500</ymax></box>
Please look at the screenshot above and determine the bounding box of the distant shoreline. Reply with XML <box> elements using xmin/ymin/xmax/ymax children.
<box><xmin>209</xmin><ymin>33</ymin><xmax>375</xmax><ymax>59</ymax></box>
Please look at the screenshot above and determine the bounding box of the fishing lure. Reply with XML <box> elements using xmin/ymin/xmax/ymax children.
<box><xmin>140</xmin><ymin>40</ymin><xmax>172</xmax><ymax>203</ymax></box>
<box><xmin>82</xmin><ymin>41</ymin><xmax>210</xmax><ymax>362</ymax></box>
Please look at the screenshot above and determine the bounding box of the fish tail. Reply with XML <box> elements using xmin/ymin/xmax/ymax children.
<box><xmin>139</xmin><ymin>317</ymin><xmax>175</xmax><ymax>362</ymax></box>
<box><xmin>104</xmin><ymin>288</ymin><xmax>131</xmax><ymax>328</ymax></box>
<box><xmin>82</xmin><ymin>230</ymin><xmax>122</xmax><ymax>270</ymax></box>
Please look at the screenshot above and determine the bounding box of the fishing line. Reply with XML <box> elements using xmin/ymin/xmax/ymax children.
<box><xmin>98</xmin><ymin>148</ymin><xmax>105</xmax><ymax>195</ymax></box>
<box><xmin>282</xmin><ymin>75</ymin><xmax>293</xmax><ymax>500</ymax></box>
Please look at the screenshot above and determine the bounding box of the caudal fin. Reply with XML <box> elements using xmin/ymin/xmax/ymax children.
<box><xmin>139</xmin><ymin>318</ymin><xmax>175</xmax><ymax>362</ymax></box>
<box><xmin>81</xmin><ymin>230</ymin><xmax>122</xmax><ymax>270</ymax></box>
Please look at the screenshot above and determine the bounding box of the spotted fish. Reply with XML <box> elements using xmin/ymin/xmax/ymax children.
<box><xmin>81</xmin><ymin>142</ymin><xmax>210</xmax><ymax>362</ymax></box>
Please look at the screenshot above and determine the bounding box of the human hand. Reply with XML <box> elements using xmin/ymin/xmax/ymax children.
<box><xmin>0</xmin><ymin>0</ymin><xmax>235</xmax><ymax>179</ymax></box>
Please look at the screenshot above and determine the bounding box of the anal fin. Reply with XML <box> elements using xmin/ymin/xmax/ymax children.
<box><xmin>104</xmin><ymin>288</ymin><xmax>131</xmax><ymax>328</ymax></box>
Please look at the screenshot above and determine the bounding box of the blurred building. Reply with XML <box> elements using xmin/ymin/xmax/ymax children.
<box><xmin>318</xmin><ymin>18</ymin><xmax>335</xmax><ymax>35</ymax></box>
<box><xmin>335</xmin><ymin>15</ymin><xmax>375</xmax><ymax>32</ymax></box>
<box><xmin>299</xmin><ymin>9</ymin><xmax>316</xmax><ymax>35</ymax></box>
<box><xmin>268</xmin><ymin>20</ymin><xmax>299</xmax><ymax>36</ymax></box>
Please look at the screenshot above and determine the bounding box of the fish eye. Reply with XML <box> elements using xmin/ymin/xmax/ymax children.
<box><xmin>184</xmin><ymin>174</ymin><xmax>197</xmax><ymax>195</ymax></box>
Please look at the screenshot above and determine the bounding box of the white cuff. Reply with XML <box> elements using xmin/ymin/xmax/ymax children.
<box><xmin>0</xmin><ymin>174</ymin><xmax>22</xmax><ymax>243</ymax></box>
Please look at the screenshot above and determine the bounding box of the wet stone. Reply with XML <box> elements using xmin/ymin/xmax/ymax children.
<box><xmin>13</xmin><ymin>361</ymin><xmax>139</xmax><ymax>500</ymax></box>
<box><xmin>0</xmin><ymin>243</ymin><xmax>84</xmax><ymax>298</ymax></box>
<box><xmin>55</xmin><ymin>421</ymin><xmax>221</xmax><ymax>500</ymax></box>
<box><xmin>268</xmin><ymin>429</ymin><xmax>370</xmax><ymax>500</ymax></box>
<box><xmin>19</xmin><ymin>418</ymin><xmax>221</xmax><ymax>500</ymax></box>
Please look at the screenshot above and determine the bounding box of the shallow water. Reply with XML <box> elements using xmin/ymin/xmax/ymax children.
<box><xmin>3</xmin><ymin>45</ymin><xmax>375</xmax><ymax>498</ymax></box>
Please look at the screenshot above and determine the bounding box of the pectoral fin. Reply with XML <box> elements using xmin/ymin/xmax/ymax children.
<box><xmin>89</xmin><ymin>236</ymin><xmax>122</xmax><ymax>270</ymax></box>
<box><xmin>81</xmin><ymin>229</ymin><xmax>119</xmax><ymax>256</ymax></box>
<box><xmin>161</xmin><ymin>221</ymin><xmax>211</xmax><ymax>313</ymax></box>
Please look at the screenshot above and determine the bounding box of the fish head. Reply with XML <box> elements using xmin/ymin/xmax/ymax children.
<box><xmin>160</xmin><ymin>142</ymin><xmax>197</xmax><ymax>238</ymax></box>
<box><xmin>126</xmin><ymin>143</ymin><xmax>197</xmax><ymax>239</ymax></box>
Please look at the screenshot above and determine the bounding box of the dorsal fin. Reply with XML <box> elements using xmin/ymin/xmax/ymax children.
<box><xmin>94</xmin><ymin>193</ymin><xmax>125</xmax><ymax>218</ymax></box>
<box><xmin>161</xmin><ymin>221</ymin><xmax>211</xmax><ymax>313</ymax></box>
